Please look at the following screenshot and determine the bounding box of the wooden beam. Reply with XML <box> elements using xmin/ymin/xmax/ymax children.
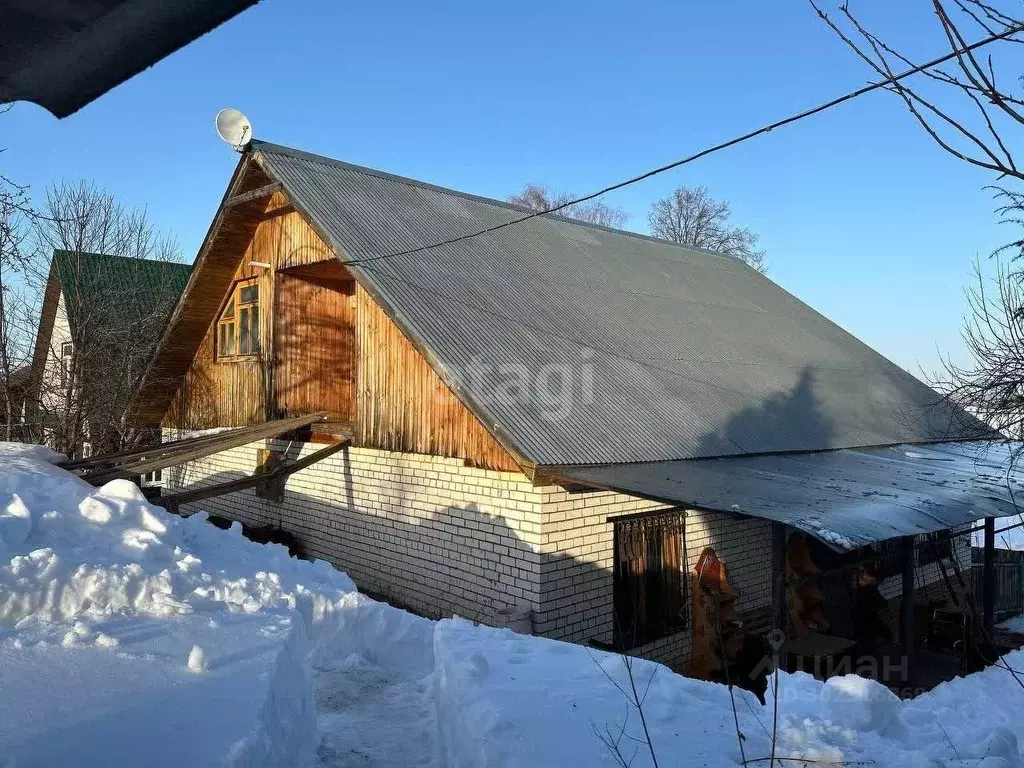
<box><xmin>225</xmin><ymin>182</ymin><xmax>281</xmax><ymax>207</ymax></box>
<box><xmin>901</xmin><ymin>535</ymin><xmax>915</xmax><ymax>687</ymax></box>
<box><xmin>772</xmin><ymin>522</ymin><xmax>787</xmax><ymax>639</ymax></box>
<box><xmin>984</xmin><ymin>516</ymin><xmax>996</xmax><ymax>637</ymax></box>
<box><xmin>62</xmin><ymin>422</ymin><xmax>278</xmax><ymax>471</ymax></box>
<box><xmin>158</xmin><ymin>439</ymin><xmax>350</xmax><ymax>511</ymax></box>
<box><xmin>83</xmin><ymin>412</ymin><xmax>328</xmax><ymax>484</ymax></box>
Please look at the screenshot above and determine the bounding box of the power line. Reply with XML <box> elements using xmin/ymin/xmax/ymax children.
<box><xmin>343</xmin><ymin>22</ymin><xmax>1022</xmax><ymax>268</ymax></box>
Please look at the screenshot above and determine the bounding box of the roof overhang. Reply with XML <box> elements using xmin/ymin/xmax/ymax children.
<box><xmin>548</xmin><ymin>440</ymin><xmax>1024</xmax><ymax>551</ymax></box>
<box><xmin>0</xmin><ymin>0</ymin><xmax>259</xmax><ymax>118</ymax></box>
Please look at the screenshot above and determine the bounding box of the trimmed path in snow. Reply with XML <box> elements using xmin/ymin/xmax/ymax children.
<box><xmin>313</xmin><ymin>655</ymin><xmax>438</xmax><ymax>768</ymax></box>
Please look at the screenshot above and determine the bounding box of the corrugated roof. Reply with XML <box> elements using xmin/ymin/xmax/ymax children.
<box><xmin>252</xmin><ymin>141</ymin><xmax>990</xmax><ymax>466</ymax></box>
<box><xmin>53</xmin><ymin>250</ymin><xmax>192</xmax><ymax>335</ymax></box>
<box><xmin>551</xmin><ymin>441</ymin><xmax>1023</xmax><ymax>550</ymax></box>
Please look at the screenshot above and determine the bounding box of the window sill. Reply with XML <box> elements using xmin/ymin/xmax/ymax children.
<box><xmin>215</xmin><ymin>355</ymin><xmax>260</xmax><ymax>364</ymax></box>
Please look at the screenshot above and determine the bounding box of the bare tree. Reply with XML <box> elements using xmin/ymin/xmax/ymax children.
<box><xmin>810</xmin><ymin>0</ymin><xmax>1024</xmax><ymax>184</ymax></box>
<box><xmin>647</xmin><ymin>186</ymin><xmax>767</xmax><ymax>273</ymax></box>
<box><xmin>35</xmin><ymin>180</ymin><xmax>181</xmax><ymax>263</ymax></box>
<box><xmin>508</xmin><ymin>184</ymin><xmax>630</xmax><ymax>229</ymax></box>
<box><xmin>26</xmin><ymin>181</ymin><xmax>185</xmax><ymax>458</ymax></box>
<box><xmin>934</xmin><ymin>256</ymin><xmax>1024</xmax><ymax>440</ymax></box>
<box><xmin>810</xmin><ymin>0</ymin><xmax>1024</xmax><ymax>439</ymax></box>
<box><xmin>0</xmin><ymin>205</ymin><xmax>33</xmax><ymax>441</ymax></box>
<box><xmin>0</xmin><ymin>106</ymin><xmax>39</xmax><ymax>441</ymax></box>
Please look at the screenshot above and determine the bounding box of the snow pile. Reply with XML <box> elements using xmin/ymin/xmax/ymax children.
<box><xmin>0</xmin><ymin>444</ymin><xmax>354</xmax><ymax>767</ymax></box>
<box><xmin>433</xmin><ymin>620</ymin><xmax>1024</xmax><ymax>767</ymax></box>
<box><xmin>1001</xmin><ymin>615</ymin><xmax>1024</xmax><ymax>633</ymax></box>
<box><xmin>434</xmin><ymin>619</ymin><xmax>758</xmax><ymax>766</ymax></box>
<box><xmin>5</xmin><ymin>443</ymin><xmax>1024</xmax><ymax>767</ymax></box>
<box><xmin>767</xmin><ymin>660</ymin><xmax>1024</xmax><ymax>767</ymax></box>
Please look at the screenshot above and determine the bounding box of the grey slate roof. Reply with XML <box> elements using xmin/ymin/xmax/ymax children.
<box><xmin>253</xmin><ymin>140</ymin><xmax>990</xmax><ymax>467</ymax></box>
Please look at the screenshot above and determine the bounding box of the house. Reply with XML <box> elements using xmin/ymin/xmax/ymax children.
<box><xmin>29</xmin><ymin>250</ymin><xmax>191</xmax><ymax>459</ymax></box>
<box><xmin>133</xmin><ymin>140</ymin><xmax>1019</xmax><ymax>677</ymax></box>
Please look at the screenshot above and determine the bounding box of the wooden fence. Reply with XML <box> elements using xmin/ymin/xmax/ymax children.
<box><xmin>972</xmin><ymin>547</ymin><xmax>1024</xmax><ymax>621</ymax></box>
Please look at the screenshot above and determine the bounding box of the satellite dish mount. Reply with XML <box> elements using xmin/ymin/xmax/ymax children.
<box><xmin>215</xmin><ymin>108</ymin><xmax>253</xmax><ymax>152</ymax></box>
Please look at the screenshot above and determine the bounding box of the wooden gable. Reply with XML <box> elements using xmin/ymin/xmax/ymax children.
<box><xmin>156</xmin><ymin>170</ymin><xmax>520</xmax><ymax>472</ymax></box>
<box><xmin>29</xmin><ymin>259</ymin><xmax>62</xmax><ymax>390</ymax></box>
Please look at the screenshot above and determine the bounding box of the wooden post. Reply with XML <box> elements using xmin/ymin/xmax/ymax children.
<box><xmin>984</xmin><ymin>516</ymin><xmax>996</xmax><ymax>638</ymax></box>
<box><xmin>901</xmin><ymin>535</ymin><xmax>915</xmax><ymax>687</ymax></box>
<box><xmin>772</xmin><ymin>522</ymin><xmax>787</xmax><ymax>637</ymax></box>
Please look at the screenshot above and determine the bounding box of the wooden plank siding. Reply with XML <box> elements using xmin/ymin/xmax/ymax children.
<box><xmin>163</xmin><ymin>187</ymin><xmax>520</xmax><ymax>472</ymax></box>
<box><xmin>164</xmin><ymin>191</ymin><xmax>338</xmax><ymax>428</ymax></box>
<box><xmin>275</xmin><ymin>264</ymin><xmax>355</xmax><ymax>421</ymax></box>
<box><xmin>354</xmin><ymin>284</ymin><xmax>519</xmax><ymax>471</ymax></box>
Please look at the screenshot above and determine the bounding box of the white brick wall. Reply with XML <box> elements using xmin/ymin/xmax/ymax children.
<box><xmin>535</xmin><ymin>485</ymin><xmax>773</xmax><ymax>667</ymax></box>
<box><xmin>167</xmin><ymin>438</ymin><xmax>545</xmax><ymax>623</ymax></box>
<box><xmin>165</xmin><ymin>437</ymin><xmax>970</xmax><ymax>671</ymax></box>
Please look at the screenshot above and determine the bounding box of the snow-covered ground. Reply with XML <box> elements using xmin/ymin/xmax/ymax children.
<box><xmin>1002</xmin><ymin>616</ymin><xmax>1024</xmax><ymax>634</ymax></box>
<box><xmin>4</xmin><ymin>443</ymin><xmax>1024</xmax><ymax>767</ymax></box>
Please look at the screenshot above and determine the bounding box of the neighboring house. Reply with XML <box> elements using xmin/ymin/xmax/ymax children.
<box><xmin>29</xmin><ymin>250</ymin><xmax>191</xmax><ymax>459</ymax></box>
<box><xmin>134</xmin><ymin>141</ymin><xmax>1013</xmax><ymax>673</ymax></box>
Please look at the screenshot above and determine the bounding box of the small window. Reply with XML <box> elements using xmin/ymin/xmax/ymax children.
<box><xmin>239</xmin><ymin>284</ymin><xmax>259</xmax><ymax>304</ymax></box>
<box><xmin>613</xmin><ymin>510</ymin><xmax>687</xmax><ymax>649</ymax></box>
<box><xmin>60</xmin><ymin>341</ymin><xmax>73</xmax><ymax>386</ymax></box>
<box><xmin>217</xmin><ymin>280</ymin><xmax>260</xmax><ymax>360</ymax></box>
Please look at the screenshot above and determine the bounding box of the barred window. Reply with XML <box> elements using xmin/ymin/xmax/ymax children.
<box><xmin>613</xmin><ymin>510</ymin><xmax>687</xmax><ymax>650</ymax></box>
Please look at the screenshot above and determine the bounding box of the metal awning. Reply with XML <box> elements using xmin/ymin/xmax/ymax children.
<box><xmin>549</xmin><ymin>440</ymin><xmax>1024</xmax><ymax>551</ymax></box>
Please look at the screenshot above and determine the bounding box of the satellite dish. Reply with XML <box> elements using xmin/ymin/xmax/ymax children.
<box><xmin>215</xmin><ymin>108</ymin><xmax>252</xmax><ymax>151</ymax></box>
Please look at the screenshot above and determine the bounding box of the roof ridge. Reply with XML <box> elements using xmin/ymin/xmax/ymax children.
<box><xmin>250</xmin><ymin>140</ymin><xmax>751</xmax><ymax>270</ymax></box>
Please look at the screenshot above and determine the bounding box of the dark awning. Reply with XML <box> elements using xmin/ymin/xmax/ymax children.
<box><xmin>549</xmin><ymin>441</ymin><xmax>1024</xmax><ymax>551</ymax></box>
<box><xmin>0</xmin><ymin>0</ymin><xmax>259</xmax><ymax>117</ymax></box>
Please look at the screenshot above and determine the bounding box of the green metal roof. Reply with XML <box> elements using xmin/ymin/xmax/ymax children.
<box><xmin>52</xmin><ymin>250</ymin><xmax>192</xmax><ymax>335</ymax></box>
<box><xmin>253</xmin><ymin>141</ymin><xmax>993</xmax><ymax>465</ymax></box>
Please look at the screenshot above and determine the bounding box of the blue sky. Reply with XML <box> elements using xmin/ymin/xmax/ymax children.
<box><xmin>3</xmin><ymin>0</ymin><xmax>1017</xmax><ymax>377</ymax></box>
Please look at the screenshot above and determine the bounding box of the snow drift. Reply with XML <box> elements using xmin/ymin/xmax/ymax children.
<box><xmin>0</xmin><ymin>445</ymin><xmax>352</xmax><ymax>767</ymax></box>
<box><xmin>3</xmin><ymin>443</ymin><xmax>1024</xmax><ymax>767</ymax></box>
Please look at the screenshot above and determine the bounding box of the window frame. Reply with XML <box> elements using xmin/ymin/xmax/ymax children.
<box><xmin>612</xmin><ymin>509</ymin><xmax>688</xmax><ymax>650</ymax></box>
<box><xmin>215</xmin><ymin>278</ymin><xmax>261</xmax><ymax>362</ymax></box>
<box><xmin>60</xmin><ymin>341</ymin><xmax>73</xmax><ymax>386</ymax></box>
